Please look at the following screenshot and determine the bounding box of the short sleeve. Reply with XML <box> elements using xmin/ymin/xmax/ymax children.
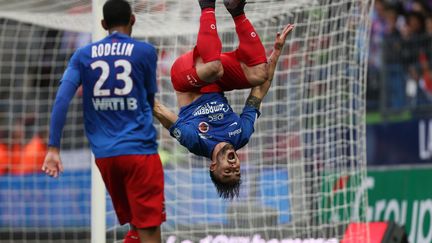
<box><xmin>60</xmin><ymin>49</ymin><xmax>81</xmax><ymax>87</ymax></box>
<box><xmin>144</xmin><ymin>45</ymin><xmax>158</xmax><ymax>94</ymax></box>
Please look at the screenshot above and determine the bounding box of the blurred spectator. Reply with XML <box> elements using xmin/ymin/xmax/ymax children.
<box><xmin>0</xmin><ymin>118</ymin><xmax>47</xmax><ymax>175</ymax></box>
<box><xmin>370</xmin><ymin>0</ymin><xmax>387</xmax><ymax>69</ymax></box>
<box><xmin>368</xmin><ymin>0</ymin><xmax>432</xmax><ymax>114</ymax></box>
<box><xmin>418</xmin><ymin>50</ymin><xmax>432</xmax><ymax>102</ymax></box>
<box><xmin>10</xmin><ymin>122</ymin><xmax>25</xmax><ymax>172</ymax></box>
<box><xmin>425</xmin><ymin>14</ymin><xmax>432</xmax><ymax>34</ymax></box>
<box><xmin>10</xmin><ymin>134</ymin><xmax>47</xmax><ymax>175</ymax></box>
<box><xmin>404</xmin><ymin>11</ymin><xmax>431</xmax><ymax>107</ymax></box>
<box><xmin>367</xmin><ymin>0</ymin><xmax>387</xmax><ymax>111</ymax></box>
<box><xmin>0</xmin><ymin>131</ymin><xmax>8</xmax><ymax>175</ymax></box>
<box><xmin>408</xmin><ymin>0</ymin><xmax>431</xmax><ymax>15</ymax></box>
<box><xmin>382</xmin><ymin>5</ymin><xmax>405</xmax><ymax>109</ymax></box>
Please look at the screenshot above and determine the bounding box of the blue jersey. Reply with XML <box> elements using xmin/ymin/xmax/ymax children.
<box><xmin>169</xmin><ymin>93</ymin><xmax>260</xmax><ymax>158</ymax></box>
<box><xmin>49</xmin><ymin>32</ymin><xmax>158</xmax><ymax>158</ymax></box>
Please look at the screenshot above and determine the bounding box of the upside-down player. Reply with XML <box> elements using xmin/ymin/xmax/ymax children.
<box><xmin>153</xmin><ymin>0</ymin><xmax>294</xmax><ymax>199</ymax></box>
<box><xmin>42</xmin><ymin>0</ymin><xmax>164</xmax><ymax>242</ymax></box>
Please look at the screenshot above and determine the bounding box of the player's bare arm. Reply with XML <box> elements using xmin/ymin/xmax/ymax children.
<box><xmin>247</xmin><ymin>24</ymin><xmax>294</xmax><ymax>105</ymax></box>
<box><xmin>153</xmin><ymin>99</ymin><xmax>178</xmax><ymax>129</ymax></box>
<box><xmin>245</xmin><ymin>95</ymin><xmax>262</xmax><ymax>110</ymax></box>
<box><xmin>269</xmin><ymin>24</ymin><xmax>294</xmax><ymax>81</ymax></box>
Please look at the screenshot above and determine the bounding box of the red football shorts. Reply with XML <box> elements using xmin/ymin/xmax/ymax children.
<box><xmin>95</xmin><ymin>154</ymin><xmax>165</xmax><ymax>228</ymax></box>
<box><xmin>170</xmin><ymin>48</ymin><xmax>253</xmax><ymax>93</ymax></box>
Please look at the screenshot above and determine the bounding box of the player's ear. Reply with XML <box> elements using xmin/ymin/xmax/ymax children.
<box><xmin>130</xmin><ymin>14</ymin><xmax>136</xmax><ymax>26</ymax></box>
<box><xmin>209</xmin><ymin>161</ymin><xmax>217</xmax><ymax>171</ymax></box>
<box><xmin>101</xmin><ymin>20</ymin><xmax>108</xmax><ymax>30</ymax></box>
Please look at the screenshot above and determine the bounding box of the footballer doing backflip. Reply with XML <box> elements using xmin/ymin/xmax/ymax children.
<box><xmin>154</xmin><ymin>0</ymin><xmax>294</xmax><ymax>199</ymax></box>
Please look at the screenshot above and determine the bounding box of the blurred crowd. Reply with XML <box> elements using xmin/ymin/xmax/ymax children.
<box><xmin>368</xmin><ymin>0</ymin><xmax>432</xmax><ymax>113</ymax></box>
<box><xmin>0</xmin><ymin>117</ymin><xmax>47</xmax><ymax>175</ymax></box>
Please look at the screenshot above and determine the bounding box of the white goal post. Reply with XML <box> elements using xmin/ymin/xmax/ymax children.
<box><xmin>0</xmin><ymin>0</ymin><xmax>372</xmax><ymax>242</ymax></box>
<box><xmin>91</xmin><ymin>2</ymin><xmax>107</xmax><ymax>243</ymax></box>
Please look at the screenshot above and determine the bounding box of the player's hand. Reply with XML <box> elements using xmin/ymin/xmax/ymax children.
<box><xmin>274</xmin><ymin>24</ymin><xmax>294</xmax><ymax>51</ymax></box>
<box><xmin>42</xmin><ymin>147</ymin><xmax>64</xmax><ymax>178</ymax></box>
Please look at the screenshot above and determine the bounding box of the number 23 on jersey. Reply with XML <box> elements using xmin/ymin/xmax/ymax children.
<box><xmin>90</xmin><ymin>59</ymin><xmax>138</xmax><ymax>111</ymax></box>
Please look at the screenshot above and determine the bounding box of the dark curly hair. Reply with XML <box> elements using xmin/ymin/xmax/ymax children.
<box><xmin>209</xmin><ymin>170</ymin><xmax>241</xmax><ymax>199</ymax></box>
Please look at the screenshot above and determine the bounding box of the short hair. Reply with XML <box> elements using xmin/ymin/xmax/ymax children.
<box><xmin>103</xmin><ymin>0</ymin><xmax>132</xmax><ymax>29</ymax></box>
<box><xmin>209</xmin><ymin>170</ymin><xmax>241</xmax><ymax>200</ymax></box>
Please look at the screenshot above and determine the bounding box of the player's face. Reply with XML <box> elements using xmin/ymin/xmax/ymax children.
<box><xmin>214</xmin><ymin>144</ymin><xmax>241</xmax><ymax>183</ymax></box>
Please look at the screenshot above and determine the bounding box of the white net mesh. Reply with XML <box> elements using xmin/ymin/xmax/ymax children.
<box><xmin>0</xmin><ymin>0</ymin><xmax>372</xmax><ymax>242</ymax></box>
<box><xmin>0</xmin><ymin>0</ymin><xmax>312</xmax><ymax>36</ymax></box>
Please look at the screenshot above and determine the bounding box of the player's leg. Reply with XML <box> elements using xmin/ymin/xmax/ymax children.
<box><xmin>124</xmin><ymin>224</ymin><xmax>161</xmax><ymax>243</ymax></box>
<box><xmin>170</xmin><ymin>0</ymin><xmax>223</xmax><ymax>104</ymax></box>
<box><xmin>170</xmin><ymin>0</ymin><xmax>223</xmax><ymax>93</ymax></box>
<box><xmin>123</xmin><ymin>224</ymin><xmax>160</xmax><ymax>243</ymax></box>
<box><xmin>94</xmin><ymin>157</ymin><xmax>136</xmax><ymax>242</ymax></box>
<box><xmin>225</xmin><ymin>0</ymin><xmax>268</xmax><ymax>86</ymax></box>
<box><xmin>124</xmin><ymin>154</ymin><xmax>165</xmax><ymax>243</ymax></box>
<box><xmin>137</xmin><ymin>226</ymin><xmax>161</xmax><ymax>243</ymax></box>
<box><xmin>124</xmin><ymin>225</ymin><xmax>139</xmax><ymax>242</ymax></box>
<box><xmin>195</xmin><ymin>0</ymin><xmax>223</xmax><ymax>82</ymax></box>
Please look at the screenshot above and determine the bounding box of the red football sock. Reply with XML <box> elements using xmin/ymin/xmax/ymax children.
<box><xmin>124</xmin><ymin>230</ymin><xmax>139</xmax><ymax>243</ymax></box>
<box><xmin>196</xmin><ymin>8</ymin><xmax>222</xmax><ymax>63</ymax></box>
<box><xmin>234</xmin><ymin>14</ymin><xmax>267</xmax><ymax>66</ymax></box>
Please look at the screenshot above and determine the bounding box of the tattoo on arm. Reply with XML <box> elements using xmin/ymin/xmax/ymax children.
<box><xmin>245</xmin><ymin>95</ymin><xmax>262</xmax><ymax>110</ymax></box>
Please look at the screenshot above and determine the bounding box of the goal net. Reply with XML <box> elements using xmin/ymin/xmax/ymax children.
<box><xmin>0</xmin><ymin>0</ymin><xmax>372</xmax><ymax>242</ymax></box>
